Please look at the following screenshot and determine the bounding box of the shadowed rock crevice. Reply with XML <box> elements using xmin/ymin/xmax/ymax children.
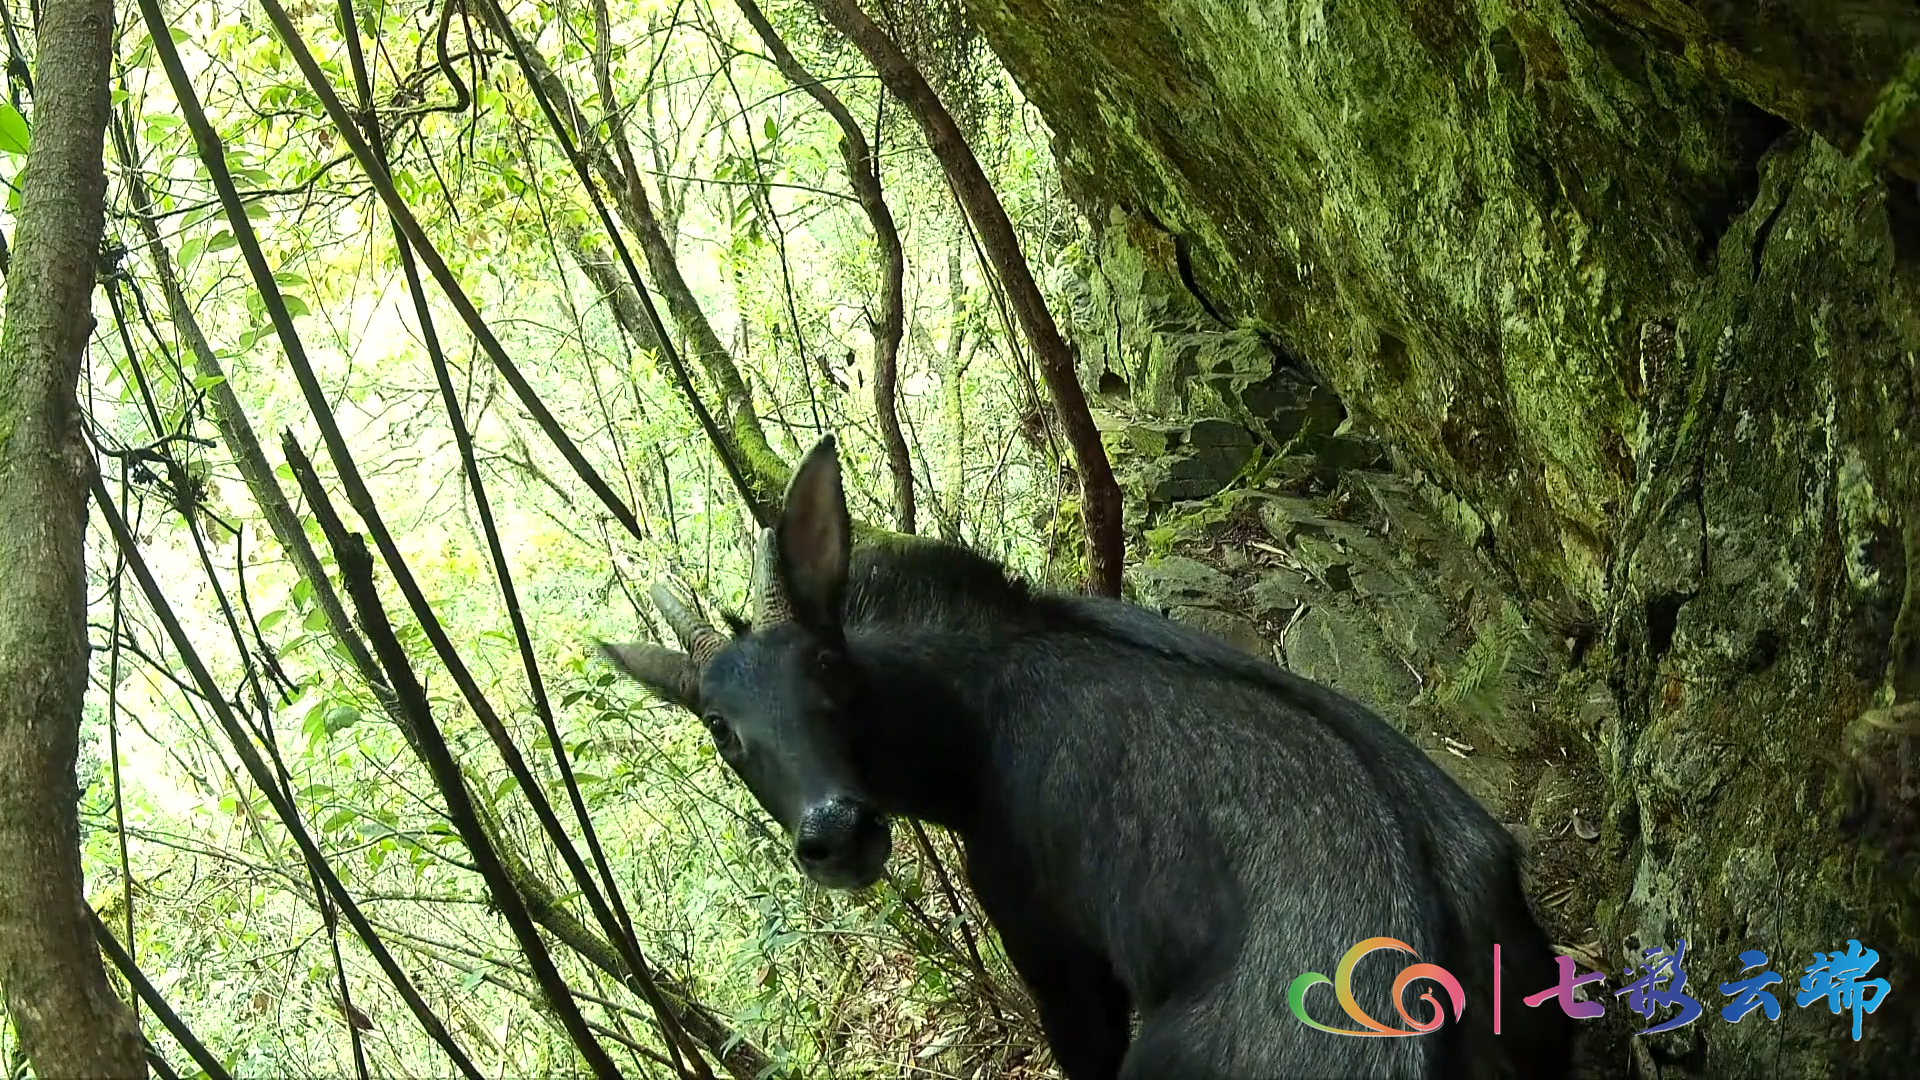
<box><xmin>965</xmin><ymin>1</ymin><xmax>1920</xmax><ymax>1075</ymax></box>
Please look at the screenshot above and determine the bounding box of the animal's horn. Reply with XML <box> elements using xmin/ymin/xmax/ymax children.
<box><xmin>751</xmin><ymin>527</ymin><xmax>794</xmax><ymax>627</ymax></box>
<box><xmin>647</xmin><ymin>582</ymin><xmax>728</xmax><ymax>666</ymax></box>
<box><xmin>596</xmin><ymin>640</ymin><xmax>702</xmax><ymax>712</ymax></box>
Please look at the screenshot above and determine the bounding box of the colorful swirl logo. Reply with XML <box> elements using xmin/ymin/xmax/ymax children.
<box><xmin>1287</xmin><ymin>937</ymin><xmax>1467</xmax><ymax>1036</ymax></box>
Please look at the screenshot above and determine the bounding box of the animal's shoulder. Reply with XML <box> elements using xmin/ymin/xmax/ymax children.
<box><xmin>843</xmin><ymin>537</ymin><xmax>1034</xmax><ymax>626</ymax></box>
<box><xmin>837</xmin><ymin>548</ymin><xmax>1511</xmax><ymax>855</ymax></box>
<box><xmin>1041</xmin><ymin>595</ymin><xmax>1277</xmax><ymax>678</ymax></box>
<box><xmin>1064</xmin><ymin>596</ymin><xmax>1512</xmax><ymax>831</ymax></box>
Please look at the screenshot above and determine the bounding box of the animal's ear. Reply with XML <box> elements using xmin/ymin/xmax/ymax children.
<box><xmin>776</xmin><ymin>434</ymin><xmax>850</xmax><ymax>637</ymax></box>
<box><xmin>597</xmin><ymin>640</ymin><xmax>702</xmax><ymax>714</ymax></box>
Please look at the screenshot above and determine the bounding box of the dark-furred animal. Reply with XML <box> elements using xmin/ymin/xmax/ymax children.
<box><xmin>602</xmin><ymin>435</ymin><xmax>1575</xmax><ymax>1079</ymax></box>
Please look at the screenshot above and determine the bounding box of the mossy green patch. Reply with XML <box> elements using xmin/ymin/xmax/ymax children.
<box><xmin>968</xmin><ymin>0</ymin><xmax>1920</xmax><ymax>1070</ymax></box>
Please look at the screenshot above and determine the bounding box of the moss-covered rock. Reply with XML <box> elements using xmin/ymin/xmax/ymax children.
<box><xmin>1594</xmin><ymin>135</ymin><xmax>1918</xmax><ymax>1078</ymax></box>
<box><xmin>964</xmin><ymin>0</ymin><xmax>1919</xmax><ymax>1074</ymax></box>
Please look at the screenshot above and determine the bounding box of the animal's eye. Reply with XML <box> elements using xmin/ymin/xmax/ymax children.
<box><xmin>703</xmin><ymin>712</ymin><xmax>739</xmax><ymax>753</ymax></box>
<box><xmin>817</xmin><ymin>649</ymin><xmax>850</xmax><ymax>679</ymax></box>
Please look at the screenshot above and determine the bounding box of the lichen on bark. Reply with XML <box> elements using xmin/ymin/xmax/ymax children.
<box><xmin>0</xmin><ymin>0</ymin><xmax>148</xmax><ymax>1070</ymax></box>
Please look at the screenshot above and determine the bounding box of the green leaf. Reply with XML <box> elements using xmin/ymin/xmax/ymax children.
<box><xmin>324</xmin><ymin>705</ymin><xmax>361</xmax><ymax>734</ymax></box>
<box><xmin>322</xmin><ymin>809</ymin><xmax>356</xmax><ymax>834</ymax></box>
<box><xmin>281</xmin><ymin>294</ymin><xmax>310</xmax><ymax>318</ymax></box>
<box><xmin>762</xmin><ymin>115</ymin><xmax>777</xmax><ymax>143</ymax></box>
<box><xmin>176</xmin><ymin>236</ymin><xmax>205</xmax><ymax>269</ymax></box>
<box><xmin>207</xmin><ymin>230</ymin><xmax>237</xmax><ymax>252</ymax></box>
<box><xmin>0</xmin><ymin>103</ymin><xmax>29</xmax><ymax>155</ymax></box>
<box><xmin>258</xmin><ymin>608</ymin><xmax>287</xmax><ymax>633</ymax></box>
<box><xmin>192</xmin><ymin>373</ymin><xmax>227</xmax><ymax>392</ymax></box>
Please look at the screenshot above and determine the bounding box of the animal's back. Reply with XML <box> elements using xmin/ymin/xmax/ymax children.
<box><xmin>1000</xmin><ymin>595</ymin><xmax>1564</xmax><ymax>1078</ymax></box>
<box><xmin>983</xmin><ymin>622</ymin><xmax>1445</xmax><ymax>1074</ymax></box>
<box><xmin>839</xmin><ymin>540</ymin><xmax>1569</xmax><ymax>1077</ymax></box>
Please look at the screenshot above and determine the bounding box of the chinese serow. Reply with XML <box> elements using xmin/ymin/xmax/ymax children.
<box><xmin>602</xmin><ymin>435</ymin><xmax>1575</xmax><ymax>1079</ymax></box>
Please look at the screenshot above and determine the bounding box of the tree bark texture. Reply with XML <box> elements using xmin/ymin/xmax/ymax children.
<box><xmin>808</xmin><ymin>0</ymin><xmax>1125</xmax><ymax>594</ymax></box>
<box><xmin>0</xmin><ymin>0</ymin><xmax>147</xmax><ymax>1072</ymax></box>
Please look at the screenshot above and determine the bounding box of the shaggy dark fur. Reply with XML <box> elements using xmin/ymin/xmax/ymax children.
<box><xmin>607</xmin><ymin>437</ymin><xmax>1576</xmax><ymax>1080</ymax></box>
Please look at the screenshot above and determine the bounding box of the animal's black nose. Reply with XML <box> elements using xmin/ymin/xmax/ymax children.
<box><xmin>795</xmin><ymin>833</ymin><xmax>833</xmax><ymax>864</ymax></box>
<box><xmin>795</xmin><ymin>797</ymin><xmax>879</xmax><ymax>866</ymax></box>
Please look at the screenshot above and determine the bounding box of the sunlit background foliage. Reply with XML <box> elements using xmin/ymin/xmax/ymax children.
<box><xmin>0</xmin><ymin>0</ymin><xmax>1101</xmax><ymax>1074</ymax></box>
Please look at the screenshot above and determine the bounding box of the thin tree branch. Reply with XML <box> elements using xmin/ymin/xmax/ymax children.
<box><xmin>807</xmin><ymin>0</ymin><xmax>1124</xmax><ymax>594</ymax></box>
<box><xmin>731</xmin><ymin>0</ymin><xmax>911</xmax><ymax>529</ymax></box>
<box><xmin>291</xmin><ymin>444</ymin><xmax>623</xmax><ymax>1080</ymax></box>
<box><xmin>90</xmin><ymin>909</ymin><xmax>233</xmax><ymax>1080</ymax></box>
<box><xmin>89</xmin><ymin>464</ymin><xmax>487</xmax><ymax>1079</ymax></box>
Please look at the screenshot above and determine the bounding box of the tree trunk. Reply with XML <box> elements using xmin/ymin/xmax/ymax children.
<box><xmin>808</xmin><ymin>0</ymin><xmax>1124</xmax><ymax>595</ymax></box>
<box><xmin>940</xmin><ymin>236</ymin><xmax>969</xmax><ymax>541</ymax></box>
<box><xmin>0</xmin><ymin>0</ymin><xmax>147</xmax><ymax>1072</ymax></box>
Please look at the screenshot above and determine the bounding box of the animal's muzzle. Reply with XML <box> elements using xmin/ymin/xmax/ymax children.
<box><xmin>793</xmin><ymin>797</ymin><xmax>890</xmax><ymax>888</ymax></box>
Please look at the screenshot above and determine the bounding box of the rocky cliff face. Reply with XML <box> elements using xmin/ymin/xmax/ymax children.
<box><xmin>966</xmin><ymin>1</ymin><xmax>1920</xmax><ymax>1075</ymax></box>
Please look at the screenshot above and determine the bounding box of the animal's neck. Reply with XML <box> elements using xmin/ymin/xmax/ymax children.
<box><xmin>843</xmin><ymin>626</ymin><xmax>999</xmax><ymax>833</ymax></box>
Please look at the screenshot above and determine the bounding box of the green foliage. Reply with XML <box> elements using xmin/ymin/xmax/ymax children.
<box><xmin>0</xmin><ymin>103</ymin><xmax>29</xmax><ymax>154</ymax></box>
<box><xmin>52</xmin><ymin>0</ymin><xmax>1084</xmax><ymax>1075</ymax></box>
<box><xmin>1430</xmin><ymin>600</ymin><xmax>1530</xmax><ymax>724</ymax></box>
